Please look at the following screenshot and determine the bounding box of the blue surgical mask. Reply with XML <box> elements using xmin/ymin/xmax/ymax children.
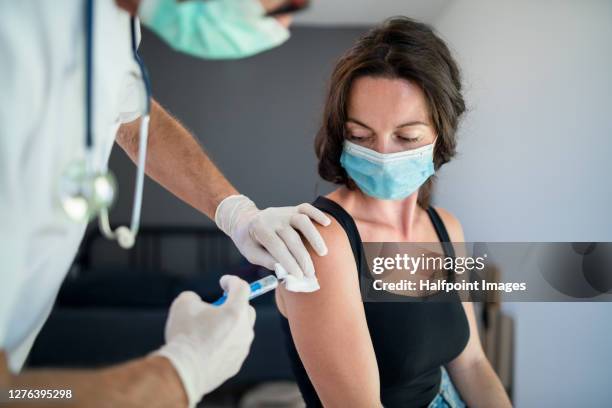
<box><xmin>340</xmin><ymin>140</ymin><xmax>436</xmax><ymax>201</ymax></box>
<box><xmin>138</xmin><ymin>0</ymin><xmax>290</xmax><ymax>60</ymax></box>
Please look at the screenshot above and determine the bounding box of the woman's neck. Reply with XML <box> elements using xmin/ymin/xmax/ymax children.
<box><xmin>327</xmin><ymin>187</ymin><xmax>422</xmax><ymax>240</ymax></box>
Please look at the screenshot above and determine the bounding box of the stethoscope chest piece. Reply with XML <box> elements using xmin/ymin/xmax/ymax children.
<box><xmin>59</xmin><ymin>0</ymin><xmax>149</xmax><ymax>250</ymax></box>
<box><xmin>59</xmin><ymin>158</ymin><xmax>117</xmax><ymax>222</ymax></box>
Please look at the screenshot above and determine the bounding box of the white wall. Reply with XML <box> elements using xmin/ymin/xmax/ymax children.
<box><xmin>432</xmin><ymin>1</ymin><xmax>612</xmax><ymax>406</ymax></box>
<box><xmin>295</xmin><ymin>0</ymin><xmax>450</xmax><ymax>26</ymax></box>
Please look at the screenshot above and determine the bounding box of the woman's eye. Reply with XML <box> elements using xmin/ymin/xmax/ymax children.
<box><xmin>397</xmin><ymin>135</ymin><xmax>421</xmax><ymax>143</ymax></box>
<box><xmin>347</xmin><ymin>133</ymin><xmax>371</xmax><ymax>141</ymax></box>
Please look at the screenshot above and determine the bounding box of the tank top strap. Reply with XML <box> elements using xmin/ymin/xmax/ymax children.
<box><xmin>312</xmin><ymin>196</ymin><xmax>364</xmax><ymax>270</ymax></box>
<box><xmin>312</xmin><ymin>197</ymin><xmax>456</xmax><ymax>261</ymax></box>
<box><xmin>425</xmin><ymin>206</ymin><xmax>456</xmax><ymax>258</ymax></box>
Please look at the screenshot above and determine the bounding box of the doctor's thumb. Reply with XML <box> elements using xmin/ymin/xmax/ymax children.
<box><xmin>219</xmin><ymin>275</ymin><xmax>250</xmax><ymax>307</ymax></box>
<box><xmin>169</xmin><ymin>291</ymin><xmax>203</xmax><ymax>314</ymax></box>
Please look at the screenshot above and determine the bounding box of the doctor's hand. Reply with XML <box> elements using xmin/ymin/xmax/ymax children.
<box><xmin>215</xmin><ymin>195</ymin><xmax>331</xmax><ymax>279</ymax></box>
<box><xmin>155</xmin><ymin>276</ymin><xmax>255</xmax><ymax>407</ymax></box>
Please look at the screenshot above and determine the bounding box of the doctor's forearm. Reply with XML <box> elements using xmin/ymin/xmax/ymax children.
<box><xmin>116</xmin><ymin>99</ymin><xmax>238</xmax><ymax>219</ymax></box>
<box><xmin>1</xmin><ymin>354</ymin><xmax>187</xmax><ymax>408</ymax></box>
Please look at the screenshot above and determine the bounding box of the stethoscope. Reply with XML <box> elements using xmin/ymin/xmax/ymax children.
<box><xmin>58</xmin><ymin>0</ymin><xmax>151</xmax><ymax>249</ymax></box>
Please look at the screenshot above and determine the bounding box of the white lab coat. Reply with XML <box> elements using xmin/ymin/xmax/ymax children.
<box><xmin>0</xmin><ymin>1</ymin><xmax>144</xmax><ymax>373</ymax></box>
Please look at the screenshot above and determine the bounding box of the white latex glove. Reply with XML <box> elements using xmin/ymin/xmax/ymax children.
<box><xmin>155</xmin><ymin>275</ymin><xmax>256</xmax><ymax>407</ymax></box>
<box><xmin>215</xmin><ymin>195</ymin><xmax>331</xmax><ymax>279</ymax></box>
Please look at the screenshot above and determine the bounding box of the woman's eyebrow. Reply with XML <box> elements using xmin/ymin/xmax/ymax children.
<box><xmin>346</xmin><ymin>118</ymin><xmax>373</xmax><ymax>130</ymax></box>
<box><xmin>347</xmin><ymin>118</ymin><xmax>430</xmax><ymax>129</ymax></box>
<box><xmin>397</xmin><ymin>120</ymin><xmax>430</xmax><ymax>128</ymax></box>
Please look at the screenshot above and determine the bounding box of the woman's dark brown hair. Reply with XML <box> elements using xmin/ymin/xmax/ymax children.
<box><xmin>315</xmin><ymin>16</ymin><xmax>466</xmax><ymax>208</ymax></box>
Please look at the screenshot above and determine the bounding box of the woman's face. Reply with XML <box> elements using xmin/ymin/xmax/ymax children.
<box><xmin>345</xmin><ymin>76</ymin><xmax>436</xmax><ymax>153</ymax></box>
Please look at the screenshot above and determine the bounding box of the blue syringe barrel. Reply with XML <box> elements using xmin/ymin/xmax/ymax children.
<box><xmin>212</xmin><ymin>275</ymin><xmax>279</xmax><ymax>306</ymax></box>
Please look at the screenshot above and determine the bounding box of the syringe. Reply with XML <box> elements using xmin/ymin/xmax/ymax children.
<box><xmin>212</xmin><ymin>275</ymin><xmax>279</xmax><ymax>306</ymax></box>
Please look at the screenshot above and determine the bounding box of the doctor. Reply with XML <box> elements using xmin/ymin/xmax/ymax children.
<box><xmin>0</xmin><ymin>0</ymin><xmax>329</xmax><ymax>407</ymax></box>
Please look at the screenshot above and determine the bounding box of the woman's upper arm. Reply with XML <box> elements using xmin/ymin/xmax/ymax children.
<box><xmin>434</xmin><ymin>208</ymin><xmax>489</xmax><ymax>369</ymax></box>
<box><xmin>278</xmin><ymin>219</ymin><xmax>381</xmax><ymax>407</ymax></box>
<box><xmin>447</xmin><ymin>301</ymin><xmax>487</xmax><ymax>372</ymax></box>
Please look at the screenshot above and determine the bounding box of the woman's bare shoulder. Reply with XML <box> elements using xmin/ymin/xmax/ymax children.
<box><xmin>433</xmin><ymin>206</ymin><xmax>466</xmax><ymax>242</ymax></box>
<box><xmin>316</xmin><ymin>214</ymin><xmax>355</xmax><ymax>262</ymax></box>
<box><xmin>277</xmin><ymin>213</ymin><xmax>361</xmax><ymax>307</ymax></box>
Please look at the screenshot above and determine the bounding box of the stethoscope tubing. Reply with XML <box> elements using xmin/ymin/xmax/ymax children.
<box><xmin>84</xmin><ymin>0</ymin><xmax>152</xmax><ymax>248</ymax></box>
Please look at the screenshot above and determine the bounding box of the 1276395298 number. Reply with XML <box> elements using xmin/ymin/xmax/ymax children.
<box><xmin>7</xmin><ymin>389</ymin><xmax>73</xmax><ymax>400</ymax></box>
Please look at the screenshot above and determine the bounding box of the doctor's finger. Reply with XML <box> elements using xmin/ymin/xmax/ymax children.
<box><xmin>297</xmin><ymin>203</ymin><xmax>331</xmax><ymax>226</ymax></box>
<box><xmin>219</xmin><ymin>275</ymin><xmax>251</xmax><ymax>308</ymax></box>
<box><xmin>278</xmin><ymin>227</ymin><xmax>315</xmax><ymax>278</ymax></box>
<box><xmin>171</xmin><ymin>291</ymin><xmax>203</xmax><ymax>312</ymax></box>
<box><xmin>245</xmin><ymin>245</ymin><xmax>277</xmax><ymax>271</ymax></box>
<box><xmin>248</xmin><ymin>306</ymin><xmax>256</xmax><ymax>327</ymax></box>
<box><xmin>255</xmin><ymin>230</ymin><xmax>304</xmax><ymax>279</ymax></box>
<box><xmin>291</xmin><ymin>213</ymin><xmax>328</xmax><ymax>257</ymax></box>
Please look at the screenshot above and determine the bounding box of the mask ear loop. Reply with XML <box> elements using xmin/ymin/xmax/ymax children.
<box><xmin>99</xmin><ymin>17</ymin><xmax>152</xmax><ymax>249</ymax></box>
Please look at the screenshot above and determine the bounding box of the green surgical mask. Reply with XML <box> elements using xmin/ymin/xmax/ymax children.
<box><xmin>138</xmin><ymin>0</ymin><xmax>290</xmax><ymax>59</ymax></box>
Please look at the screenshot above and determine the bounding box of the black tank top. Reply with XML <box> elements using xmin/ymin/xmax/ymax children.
<box><xmin>279</xmin><ymin>196</ymin><xmax>470</xmax><ymax>408</ymax></box>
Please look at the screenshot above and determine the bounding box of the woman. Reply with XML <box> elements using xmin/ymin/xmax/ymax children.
<box><xmin>275</xmin><ymin>17</ymin><xmax>512</xmax><ymax>408</ymax></box>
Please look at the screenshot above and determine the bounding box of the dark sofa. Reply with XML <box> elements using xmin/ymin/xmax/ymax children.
<box><xmin>26</xmin><ymin>227</ymin><xmax>296</xmax><ymax>405</ymax></box>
